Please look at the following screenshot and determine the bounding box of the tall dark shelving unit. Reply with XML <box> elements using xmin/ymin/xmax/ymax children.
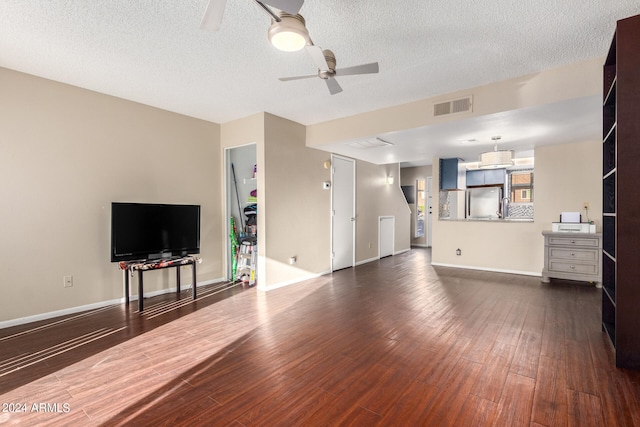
<box><xmin>601</xmin><ymin>14</ymin><xmax>640</xmax><ymax>369</ymax></box>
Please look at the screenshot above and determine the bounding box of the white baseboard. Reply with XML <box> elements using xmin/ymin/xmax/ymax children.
<box><xmin>430</xmin><ymin>262</ymin><xmax>540</xmax><ymax>277</ymax></box>
<box><xmin>394</xmin><ymin>248</ymin><xmax>410</xmax><ymax>255</ymax></box>
<box><xmin>258</xmin><ymin>270</ymin><xmax>332</xmax><ymax>292</ymax></box>
<box><xmin>411</xmin><ymin>244</ymin><xmax>430</xmax><ymax>248</ymax></box>
<box><xmin>356</xmin><ymin>256</ymin><xmax>379</xmax><ymax>266</ymax></box>
<box><xmin>0</xmin><ymin>278</ymin><xmax>225</xmax><ymax>330</ymax></box>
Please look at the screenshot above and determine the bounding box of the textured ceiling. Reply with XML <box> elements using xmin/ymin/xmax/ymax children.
<box><xmin>1</xmin><ymin>1</ymin><xmax>639</xmax><ymax>164</ymax></box>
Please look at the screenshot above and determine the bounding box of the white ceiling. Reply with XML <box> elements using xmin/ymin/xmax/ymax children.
<box><xmin>1</xmin><ymin>1</ymin><xmax>639</xmax><ymax>166</ymax></box>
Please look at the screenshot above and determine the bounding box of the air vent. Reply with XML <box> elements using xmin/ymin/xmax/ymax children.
<box><xmin>433</xmin><ymin>96</ymin><xmax>473</xmax><ymax>117</ymax></box>
<box><xmin>346</xmin><ymin>137</ymin><xmax>394</xmax><ymax>149</ymax></box>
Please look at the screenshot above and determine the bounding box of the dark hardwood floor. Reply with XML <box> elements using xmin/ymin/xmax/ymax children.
<box><xmin>1</xmin><ymin>248</ymin><xmax>639</xmax><ymax>426</ymax></box>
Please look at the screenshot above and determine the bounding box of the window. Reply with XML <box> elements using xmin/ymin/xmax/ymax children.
<box><xmin>510</xmin><ymin>171</ymin><xmax>533</xmax><ymax>203</ymax></box>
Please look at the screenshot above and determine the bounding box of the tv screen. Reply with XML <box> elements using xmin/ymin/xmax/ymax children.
<box><xmin>111</xmin><ymin>202</ymin><xmax>201</xmax><ymax>262</ymax></box>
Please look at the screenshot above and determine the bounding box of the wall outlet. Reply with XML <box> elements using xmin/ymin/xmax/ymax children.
<box><xmin>289</xmin><ymin>256</ymin><xmax>297</xmax><ymax>265</ymax></box>
<box><xmin>456</xmin><ymin>248</ymin><xmax>462</xmax><ymax>256</ymax></box>
<box><xmin>63</xmin><ymin>275</ymin><xmax>73</xmax><ymax>288</ymax></box>
<box><xmin>583</xmin><ymin>202</ymin><xmax>590</xmax><ymax>211</ymax></box>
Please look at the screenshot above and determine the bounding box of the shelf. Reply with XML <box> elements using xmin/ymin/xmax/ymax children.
<box><xmin>601</xmin><ymin>14</ymin><xmax>640</xmax><ymax>369</ymax></box>
<box><xmin>603</xmin><ymin>284</ymin><xmax>616</xmax><ymax>307</ymax></box>
<box><xmin>603</xmin><ymin>124</ymin><xmax>616</xmax><ymax>177</ymax></box>
<box><xmin>603</xmin><ymin>216</ymin><xmax>615</xmax><ymax>257</ymax></box>
<box><xmin>602</xmin><ymin>168</ymin><xmax>616</xmax><ymax>181</ymax></box>
<box><xmin>603</xmin><ymin>76</ymin><xmax>617</xmax><ymax>107</ymax></box>
<box><xmin>603</xmin><ymin>122</ymin><xmax>617</xmax><ymax>143</ymax></box>
<box><xmin>603</xmin><ymin>321</ymin><xmax>616</xmax><ymax>347</ymax></box>
<box><xmin>603</xmin><ymin>173</ymin><xmax>615</xmax><ymax>214</ymax></box>
<box><xmin>603</xmin><ymin>249</ymin><xmax>615</xmax><ymax>262</ymax></box>
<box><xmin>243</xmin><ymin>177</ymin><xmax>257</xmax><ymax>184</ymax></box>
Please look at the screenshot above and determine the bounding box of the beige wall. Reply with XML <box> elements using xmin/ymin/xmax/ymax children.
<box><xmin>0</xmin><ymin>67</ymin><xmax>221</xmax><ymax>324</ymax></box>
<box><xmin>431</xmin><ymin>139</ymin><xmax>602</xmax><ymax>275</ymax></box>
<box><xmin>261</xmin><ymin>114</ymin><xmax>332</xmax><ymax>288</ymax></box>
<box><xmin>220</xmin><ymin>113</ymin><xmax>332</xmax><ymax>290</ymax></box>
<box><xmin>220</xmin><ymin>113</ymin><xmax>409</xmax><ymax>290</ymax></box>
<box><xmin>1</xmin><ymin>54</ymin><xmax>604</xmax><ymax>323</ymax></box>
<box><xmin>220</xmin><ymin>112</ymin><xmax>265</xmax><ymax>283</ymax></box>
<box><xmin>401</xmin><ymin>165</ymin><xmax>433</xmax><ymax>247</ymax></box>
<box><xmin>306</xmin><ymin>57</ymin><xmax>602</xmax><ymax>148</ymax></box>
<box><xmin>355</xmin><ymin>161</ymin><xmax>411</xmax><ymax>262</ymax></box>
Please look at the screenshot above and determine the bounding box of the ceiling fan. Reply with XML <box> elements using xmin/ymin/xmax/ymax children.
<box><xmin>201</xmin><ymin>0</ymin><xmax>304</xmax><ymax>31</ymax></box>
<box><xmin>279</xmin><ymin>45</ymin><xmax>380</xmax><ymax>95</ymax></box>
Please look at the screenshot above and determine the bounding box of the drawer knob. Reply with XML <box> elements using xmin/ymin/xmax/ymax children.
<box><xmin>570</xmin><ymin>240</ymin><xmax>576</xmax><ymax>244</ymax></box>
<box><xmin>570</xmin><ymin>265</ymin><xmax>576</xmax><ymax>269</ymax></box>
<box><xmin>570</xmin><ymin>252</ymin><xmax>576</xmax><ymax>256</ymax></box>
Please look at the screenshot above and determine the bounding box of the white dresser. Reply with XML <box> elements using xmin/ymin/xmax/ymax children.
<box><xmin>541</xmin><ymin>231</ymin><xmax>602</xmax><ymax>287</ymax></box>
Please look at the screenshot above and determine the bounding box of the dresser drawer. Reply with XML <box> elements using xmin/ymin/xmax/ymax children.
<box><xmin>548</xmin><ymin>247</ymin><xmax>599</xmax><ymax>262</ymax></box>
<box><xmin>548</xmin><ymin>260</ymin><xmax>598</xmax><ymax>275</ymax></box>
<box><xmin>547</xmin><ymin>236</ymin><xmax>600</xmax><ymax>247</ymax></box>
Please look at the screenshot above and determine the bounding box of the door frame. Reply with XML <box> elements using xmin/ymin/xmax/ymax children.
<box><xmin>224</xmin><ymin>143</ymin><xmax>257</xmax><ymax>281</ymax></box>
<box><xmin>379</xmin><ymin>216</ymin><xmax>395</xmax><ymax>258</ymax></box>
<box><xmin>331</xmin><ymin>154</ymin><xmax>356</xmax><ymax>271</ymax></box>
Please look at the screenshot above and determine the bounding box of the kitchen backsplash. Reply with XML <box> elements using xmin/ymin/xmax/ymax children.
<box><xmin>506</xmin><ymin>202</ymin><xmax>534</xmax><ymax>219</ymax></box>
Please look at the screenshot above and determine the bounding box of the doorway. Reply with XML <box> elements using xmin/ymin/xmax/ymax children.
<box><xmin>225</xmin><ymin>143</ymin><xmax>257</xmax><ymax>280</ymax></box>
<box><xmin>331</xmin><ymin>155</ymin><xmax>355</xmax><ymax>271</ymax></box>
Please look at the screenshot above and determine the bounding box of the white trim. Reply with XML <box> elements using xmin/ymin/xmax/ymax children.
<box><xmin>430</xmin><ymin>262</ymin><xmax>540</xmax><ymax>277</ymax></box>
<box><xmin>0</xmin><ymin>278</ymin><xmax>224</xmax><ymax>329</ymax></box>
<box><xmin>224</xmin><ymin>143</ymin><xmax>258</xmax><ymax>281</ymax></box>
<box><xmin>0</xmin><ymin>300</ymin><xmax>123</xmax><ymax>330</ymax></box>
<box><xmin>258</xmin><ymin>270</ymin><xmax>332</xmax><ymax>291</ymax></box>
<box><xmin>394</xmin><ymin>248</ymin><xmax>411</xmax><ymax>256</ymax></box>
<box><xmin>411</xmin><ymin>243</ymin><xmax>430</xmax><ymax>248</ymax></box>
<box><xmin>331</xmin><ymin>154</ymin><xmax>356</xmax><ymax>272</ymax></box>
<box><xmin>378</xmin><ymin>215</ymin><xmax>395</xmax><ymax>258</ymax></box>
<box><xmin>356</xmin><ymin>256</ymin><xmax>380</xmax><ymax>266</ymax></box>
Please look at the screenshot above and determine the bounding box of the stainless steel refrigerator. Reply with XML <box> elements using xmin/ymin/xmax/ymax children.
<box><xmin>467</xmin><ymin>187</ymin><xmax>503</xmax><ymax>219</ymax></box>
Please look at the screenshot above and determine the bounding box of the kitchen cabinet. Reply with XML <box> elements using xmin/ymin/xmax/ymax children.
<box><xmin>541</xmin><ymin>231</ymin><xmax>601</xmax><ymax>285</ymax></box>
<box><xmin>466</xmin><ymin>168</ymin><xmax>506</xmax><ymax>187</ymax></box>
<box><xmin>601</xmin><ymin>13</ymin><xmax>640</xmax><ymax>369</ymax></box>
<box><xmin>439</xmin><ymin>158</ymin><xmax>465</xmax><ymax>190</ymax></box>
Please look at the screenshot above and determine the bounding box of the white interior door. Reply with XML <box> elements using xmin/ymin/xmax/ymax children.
<box><xmin>379</xmin><ymin>216</ymin><xmax>394</xmax><ymax>258</ymax></box>
<box><xmin>332</xmin><ymin>156</ymin><xmax>355</xmax><ymax>271</ymax></box>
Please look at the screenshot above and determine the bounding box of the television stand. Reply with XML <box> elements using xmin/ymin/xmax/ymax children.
<box><xmin>119</xmin><ymin>256</ymin><xmax>200</xmax><ymax>312</ymax></box>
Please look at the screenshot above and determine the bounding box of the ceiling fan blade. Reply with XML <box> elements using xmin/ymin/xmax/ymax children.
<box><xmin>325</xmin><ymin>78</ymin><xmax>343</xmax><ymax>95</ymax></box>
<box><xmin>305</xmin><ymin>45</ymin><xmax>329</xmax><ymax>71</ymax></box>
<box><xmin>200</xmin><ymin>0</ymin><xmax>227</xmax><ymax>31</ymax></box>
<box><xmin>335</xmin><ymin>62</ymin><xmax>379</xmax><ymax>77</ymax></box>
<box><xmin>279</xmin><ymin>74</ymin><xmax>318</xmax><ymax>81</ymax></box>
<box><xmin>262</xmin><ymin>0</ymin><xmax>304</xmax><ymax>14</ymax></box>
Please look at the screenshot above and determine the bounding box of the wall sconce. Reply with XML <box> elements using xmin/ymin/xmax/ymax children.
<box><xmin>386</xmin><ymin>175</ymin><xmax>394</xmax><ymax>185</ymax></box>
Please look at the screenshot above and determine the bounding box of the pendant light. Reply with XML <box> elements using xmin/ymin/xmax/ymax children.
<box><xmin>479</xmin><ymin>136</ymin><xmax>514</xmax><ymax>168</ymax></box>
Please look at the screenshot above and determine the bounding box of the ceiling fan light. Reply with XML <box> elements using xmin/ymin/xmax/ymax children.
<box><xmin>268</xmin><ymin>14</ymin><xmax>309</xmax><ymax>52</ymax></box>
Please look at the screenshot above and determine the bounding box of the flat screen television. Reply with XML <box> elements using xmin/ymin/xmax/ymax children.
<box><xmin>111</xmin><ymin>202</ymin><xmax>201</xmax><ymax>262</ymax></box>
